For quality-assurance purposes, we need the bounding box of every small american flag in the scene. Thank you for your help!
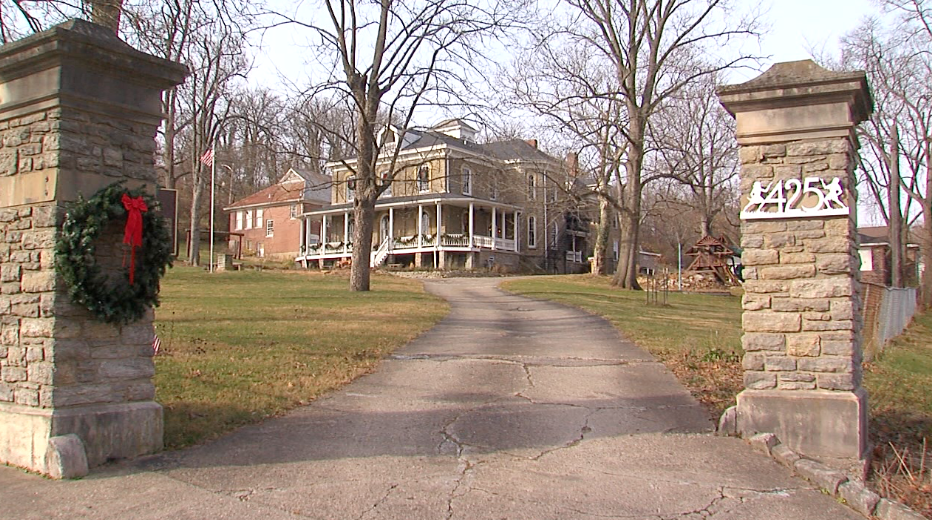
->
[199,149,214,167]
[152,335,161,356]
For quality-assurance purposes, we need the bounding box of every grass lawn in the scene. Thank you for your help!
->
[154,266,447,449]
[502,275,744,418]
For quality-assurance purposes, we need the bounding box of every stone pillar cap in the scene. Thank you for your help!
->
[717,60,873,125]
[0,18,187,90]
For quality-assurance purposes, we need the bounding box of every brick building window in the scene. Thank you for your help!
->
[418,166,430,192]
[235,211,243,230]
[290,204,298,219]
[462,167,472,195]
[256,209,263,228]
[266,219,274,237]
[245,210,253,230]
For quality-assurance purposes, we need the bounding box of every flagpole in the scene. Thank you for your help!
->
[209,144,215,273]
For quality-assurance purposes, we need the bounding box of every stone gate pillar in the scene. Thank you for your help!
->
[0,20,185,477]
[717,61,873,466]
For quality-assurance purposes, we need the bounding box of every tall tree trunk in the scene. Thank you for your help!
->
[612,121,643,290]
[889,125,903,288]
[922,138,932,306]
[591,196,613,275]
[699,216,712,238]
[350,199,375,291]
[188,166,203,266]
[348,90,378,292]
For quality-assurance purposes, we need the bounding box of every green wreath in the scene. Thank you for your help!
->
[55,182,173,325]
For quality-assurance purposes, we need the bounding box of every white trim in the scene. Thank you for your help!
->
[528,215,537,249]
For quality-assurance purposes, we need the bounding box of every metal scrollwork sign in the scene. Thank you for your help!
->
[740,176,849,220]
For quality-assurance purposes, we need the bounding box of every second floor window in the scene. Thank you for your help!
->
[346,181,355,202]
[418,165,430,192]
[245,210,253,230]
[462,167,472,195]
[235,211,243,230]
[528,216,537,249]
[256,209,263,228]
[290,204,298,219]
[528,174,537,201]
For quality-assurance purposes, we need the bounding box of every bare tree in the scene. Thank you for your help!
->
[840,17,928,293]
[503,0,760,288]
[651,72,739,238]
[264,0,526,291]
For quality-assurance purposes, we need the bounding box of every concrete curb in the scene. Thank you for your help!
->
[742,430,925,520]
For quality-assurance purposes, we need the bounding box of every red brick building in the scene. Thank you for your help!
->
[857,225,921,286]
[224,168,330,260]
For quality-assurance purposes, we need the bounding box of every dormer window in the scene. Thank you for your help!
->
[418,165,430,192]
[380,170,392,197]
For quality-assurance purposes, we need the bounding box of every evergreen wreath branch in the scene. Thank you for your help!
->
[55,182,173,325]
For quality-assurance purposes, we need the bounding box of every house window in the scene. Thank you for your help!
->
[235,211,243,230]
[613,240,619,262]
[266,219,274,237]
[528,215,537,249]
[418,165,430,192]
[290,203,298,219]
[256,209,263,228]
[245,210,253,230]
[551,221,558,246]
[528,174,536,201]
[346,182,354,202]
[549,181,558,202]
[462,167,472,195]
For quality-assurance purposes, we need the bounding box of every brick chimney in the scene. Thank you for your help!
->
[525,139,538,149]
[565,152,579,177]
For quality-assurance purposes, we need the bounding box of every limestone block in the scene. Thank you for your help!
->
[736,388,868,460]
[821,339,855,356]
[98,358,155,381]
[764,356,797,371]
[744,280,790,294]
[20,318,52,337]
[816,254,853,275]
[817,374,856,391]
[748,432,779,455]
[743,312,800,333]
[797,357,854,373]
[801,312,831,321]
[744,372,777,390]
[759,265,816,280]
[802,161,829,173]
[742,294,770,311]
[2,366,27,382]
[874,498,927,520]
[806,237,851,254]
[794,458,848,494]
[741,234,764,248]
[762,144,787,158]
[742,249,778,266]
[744,221,787,234]
[830,300,854,321]
[827,154,850,170]
[742,353,766,371]
[771,443,801,467]
[773,164,802,176]
[771,298,830,312]
[21,271,55,292]
[787,334,821,357]
[741,164,774,179]
[802,319,853,332]
[45,434,88,479]
[764,233,796,248]
[779,252,815,264]
[742,333,786,352]
[790,279,852,298]
[778,373,817,390]
[14,387,39,405]
[837,480,880,518]
[786,139,849,156]
[739,146,762,163]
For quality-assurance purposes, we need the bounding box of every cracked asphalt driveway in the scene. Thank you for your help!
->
[0,278,861,519]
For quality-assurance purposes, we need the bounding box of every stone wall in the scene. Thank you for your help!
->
[738,138,862,394]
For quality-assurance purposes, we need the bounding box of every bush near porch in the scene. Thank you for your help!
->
[153,267,447,449]
[503,274,932,517]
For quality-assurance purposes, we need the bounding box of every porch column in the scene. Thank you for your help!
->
[513,211,519,252]
[389,207,394,250]
[437,202,443,243]
[468,203,474,248]
[492,207,497,251]
[299,216,306,256]
[322,216,328,249]
[343,212,349,254]
[417,204,423,247]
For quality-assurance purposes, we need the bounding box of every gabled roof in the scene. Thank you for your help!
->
[225,168,331,211]
[858,225,921,247]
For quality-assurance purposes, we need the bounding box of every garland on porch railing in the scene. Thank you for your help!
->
[55,182,173,325]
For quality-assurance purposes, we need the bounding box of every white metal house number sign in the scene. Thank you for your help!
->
[740,177,849,220]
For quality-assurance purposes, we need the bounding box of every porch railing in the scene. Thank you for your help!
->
[303,233,518,256]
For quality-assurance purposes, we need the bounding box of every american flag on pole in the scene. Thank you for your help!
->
[199,149,214,167]
[152,335,161,356]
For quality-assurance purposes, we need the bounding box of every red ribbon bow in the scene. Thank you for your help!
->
[122,194,148,285]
